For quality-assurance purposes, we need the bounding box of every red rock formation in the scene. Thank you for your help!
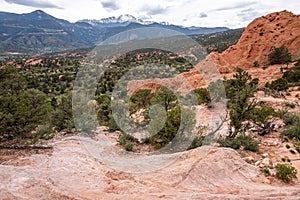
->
[213,10,300,71]
[128,11,300,94]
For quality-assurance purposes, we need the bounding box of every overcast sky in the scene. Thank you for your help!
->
[0,0,299,28]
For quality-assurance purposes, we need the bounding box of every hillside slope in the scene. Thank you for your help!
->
[211,10,300,71]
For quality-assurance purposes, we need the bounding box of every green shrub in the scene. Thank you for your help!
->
[108,116,120,132]
[265,78,289,91]
[118,133,137,151]
[119,133,136,143]
[286,144,291,149]
[283,64,300,85]
[262,167,271,176]
[218,134,259,152]
[225,68,258,138]
[284,101,296,109]
[143,137,150,144]
[129,89,152,114]
[241,135,259,152]
[95,94,111,125]
[31,124,54,144]
[268,46,291,65]
[218,137,241,149]
[193,88,211,105]
[208,79,226,102]
[125,143,133,151]
[253,61,260,67]
[149,106,195,149]
[275,164,297,183]
[283,136,289,142]
[36,124,54,139]
[281,126,300,140]
[151,87,177,112]
[250,106,276,135]
[188,136,205,150]
[281,113,300,126]
[0,87,52,138]
[51,93,74,132]
[277,109,288,119]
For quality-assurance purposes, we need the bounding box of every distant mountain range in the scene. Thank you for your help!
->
[0,10,230,54]
[78,14,155,26]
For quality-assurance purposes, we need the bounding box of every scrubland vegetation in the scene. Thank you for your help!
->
[0,43,299,183]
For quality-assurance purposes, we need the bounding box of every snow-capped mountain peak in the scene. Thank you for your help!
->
[78,14,154,25]
[116,14,137,22]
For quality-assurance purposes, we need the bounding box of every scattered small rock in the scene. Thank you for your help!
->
[261,158,271,167]
[263,178,271,184]
[262,153,269,158]
[269,169,276,176]
[255,160,261,166]
[244,156,255,163]
[259,163,265,168]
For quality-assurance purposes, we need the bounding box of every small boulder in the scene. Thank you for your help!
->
[255,160,261,166]
[262,153,269,158]
[261,158,271,166]
[244,156,255,163]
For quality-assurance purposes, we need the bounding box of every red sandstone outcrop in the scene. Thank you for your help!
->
[128,11,300,94]
[212,10,300,71]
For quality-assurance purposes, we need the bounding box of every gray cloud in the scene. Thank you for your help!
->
[4,0,62,9]
[237,8,265,22]
[101,1,120,11]
[140,5,167,15]
[199,12,208,18]
[213,1,258,11]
